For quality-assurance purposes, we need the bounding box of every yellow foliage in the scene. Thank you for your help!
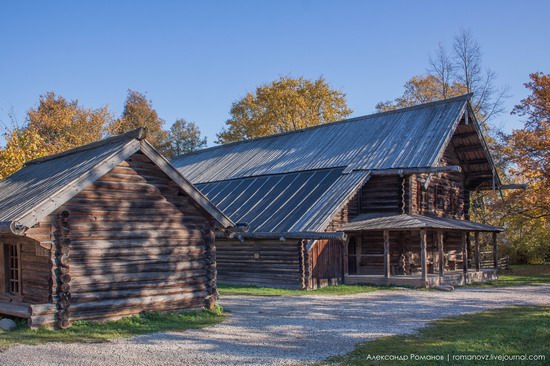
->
[0,129,47,179]
[217,76,352,143]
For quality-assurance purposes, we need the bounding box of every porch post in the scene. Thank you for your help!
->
[492,232,498,270]
[462,232,468,283]
[420,229,428,287]
[474,231,481,272]
[383,230,390,278]
[355,236,362,274]
[437,230,444,277]
[343,235,350,278]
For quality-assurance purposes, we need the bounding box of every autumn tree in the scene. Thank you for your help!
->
[27,92,111,152]
[108,90,169,153]
[377,30,508,127]
[166,119,207,157]
[217,76,352,143]
[0,92,112,179]
[499,72,550,263]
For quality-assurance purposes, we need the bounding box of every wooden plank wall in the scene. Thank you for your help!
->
[348,176,402,220]
[308,239,342,288]
[216,239,302,289]
[51,152,214,325]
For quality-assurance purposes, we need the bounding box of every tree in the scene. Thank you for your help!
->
[377,30,508,127]
[498,72,550,263]
[108,90,169,153]
[0,92,112,179]
[217,76,352,143]
[27,92,111,153]
[166,119,207,157]
[0,128,46,180]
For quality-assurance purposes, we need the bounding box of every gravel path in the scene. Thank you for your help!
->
[3,285,549,366]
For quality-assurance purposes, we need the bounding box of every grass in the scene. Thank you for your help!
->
[0,305,224,349]
[321,305,550,366]
[218,283,398,296]
[471,264,550,287]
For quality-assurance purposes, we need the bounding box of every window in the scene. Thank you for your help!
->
[435,185,445,210]
[5,243,21,295]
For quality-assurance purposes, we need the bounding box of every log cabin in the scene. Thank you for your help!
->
[0,128,233,328]
[172,94,507,290]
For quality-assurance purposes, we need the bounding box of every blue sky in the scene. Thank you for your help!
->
[1,0,548,146]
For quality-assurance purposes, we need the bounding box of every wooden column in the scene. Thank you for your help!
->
[474,232,481,272]
[492,232,498,270]
[383,230,390,278]
[462,231,468,283]
[343,236,350,278]
[355,236,362,274]
[437,230,444,277]
[420,229,427,287]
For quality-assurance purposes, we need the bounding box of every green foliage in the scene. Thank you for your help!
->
[217,76,352,143]
[166,118,207,158]
[107,89,170,154]
[217,283,396,296]
[0,308,224,349]
[321,306,550,366]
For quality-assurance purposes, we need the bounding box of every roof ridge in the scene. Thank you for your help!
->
[25,127,146,166]
[173,93,473,160]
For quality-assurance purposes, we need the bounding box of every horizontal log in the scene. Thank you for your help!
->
[69,291,208,312]
[69,239,205,250]
[71,284,207,303]
[71,277,207,294]
[28,303,57,316]
[69,229,204,240]
[28,314,57,328]
[67,221,203,232]
[69,260,206,276]
[70,269,207,286]
[70,252,205,264]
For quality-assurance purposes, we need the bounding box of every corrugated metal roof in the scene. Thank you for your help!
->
[196,168,345,232]
[341,213,503,232]
[0,129,233,233]
[0,135,134,225]
[172,95,469,183]
[173,96,474,234]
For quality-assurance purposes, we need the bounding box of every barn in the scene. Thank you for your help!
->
[0,128,233,328]
[172,94,507,290]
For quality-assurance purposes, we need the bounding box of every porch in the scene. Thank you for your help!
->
[340,214,503,288]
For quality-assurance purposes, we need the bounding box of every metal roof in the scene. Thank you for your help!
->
[172,95,470,183]
[172,96,476,233]
[0,129,233,234]
[341,213,503,232]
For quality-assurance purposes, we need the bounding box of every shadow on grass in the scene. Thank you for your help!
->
[0,306,224,349]
[217,283,405,297]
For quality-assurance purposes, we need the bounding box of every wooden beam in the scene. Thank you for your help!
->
[475,232,481,272]
[420,229,427,287]
[355,236,362,275]
[383,230,390,279]
[492,232,498,270]
[462,232,468,281]
[370,166,461,176]
[343,236,350,277]
[437,230,444,277]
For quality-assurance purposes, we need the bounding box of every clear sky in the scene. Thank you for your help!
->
[1,0,548,146]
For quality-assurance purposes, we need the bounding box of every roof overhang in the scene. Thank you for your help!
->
[341,213,503,233]
[218,231,347,241]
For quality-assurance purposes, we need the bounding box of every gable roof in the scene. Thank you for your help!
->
[172,95,497,234]
[0,128,233,235]
[173,94,471,183]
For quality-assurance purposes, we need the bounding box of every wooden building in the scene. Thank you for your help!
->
[0,129,233,328]
[172,94,508,289]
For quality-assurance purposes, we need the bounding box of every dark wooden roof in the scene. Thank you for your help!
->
[0,129,233,235]
[341,213,503,232]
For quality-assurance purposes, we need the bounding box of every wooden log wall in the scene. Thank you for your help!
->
[348,176,402,220]
[46,152,214,324]
[216,239,302,289]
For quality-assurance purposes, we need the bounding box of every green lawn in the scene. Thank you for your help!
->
[473,264,550,287]
[218,283,397,296]
[0,305,224,349]
[321,305,550,366]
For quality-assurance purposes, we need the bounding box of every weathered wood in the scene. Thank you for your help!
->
[437,230,444,277]
[462,231,468,280]
[474,231,481,272]
[492,232,498,269]
[383,230,390,278]
[420,229,427,286]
